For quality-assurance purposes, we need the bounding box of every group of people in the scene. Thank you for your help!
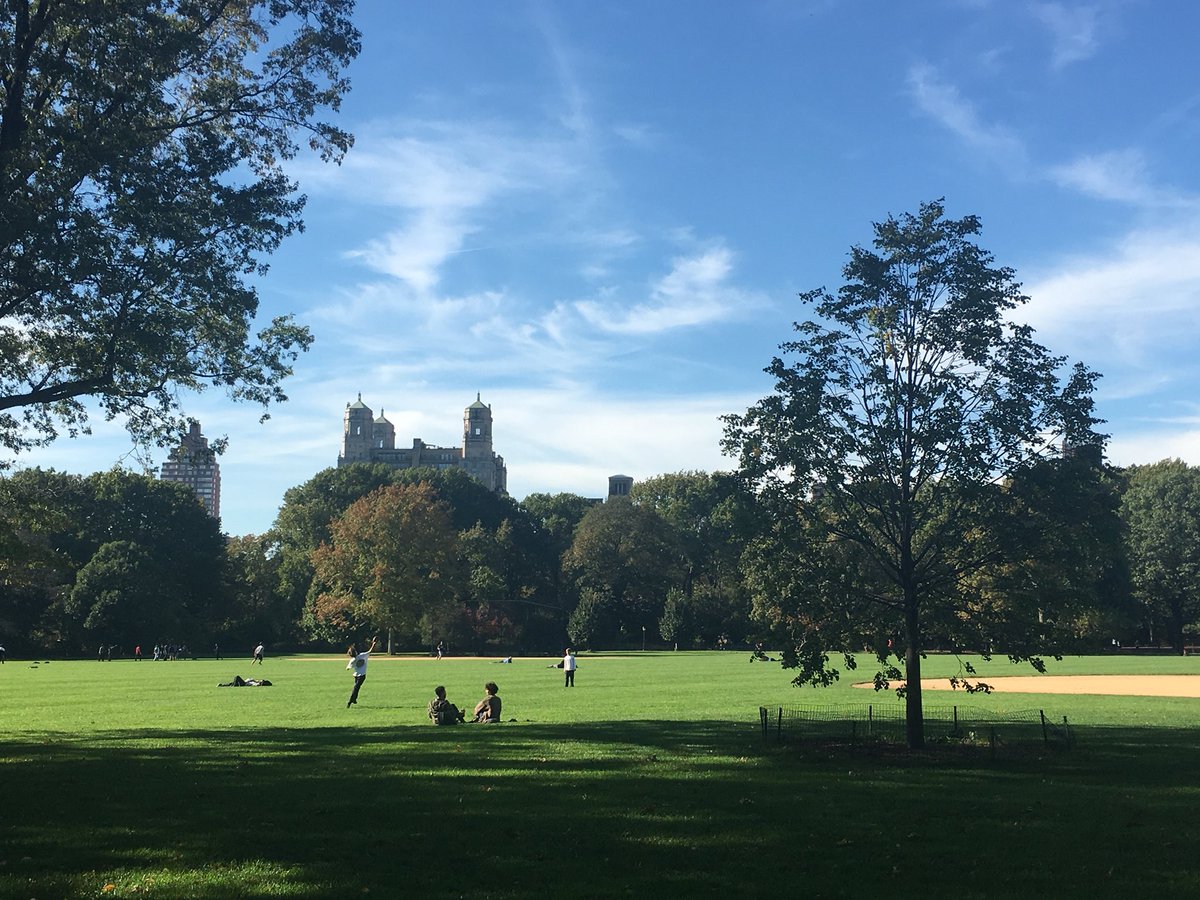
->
[343,641,583,721]
[346,637,501,721]
[427,682,501,724]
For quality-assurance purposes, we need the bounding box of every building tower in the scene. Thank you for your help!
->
[160,420,221,519]
[463,393,493,458]
[340,394,375,464]
[461,394,506,493]
[608,474,633,499]
[373,408,396,451]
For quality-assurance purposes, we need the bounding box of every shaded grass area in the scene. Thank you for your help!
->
[2,654,1200,897]
[4,723,1200,898]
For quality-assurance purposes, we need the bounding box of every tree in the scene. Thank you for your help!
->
[0,468,82,649]
[520,491,597,626]
[723,201,1103,748]
[308,483,465,643]
[223,533,292,646]
[1121,459,1200,652]
[0,1,359,454]
[0,466,228,651]
[66,540,166,643]
[631,471,757,647]
[563,499,682,648]
[272,463,400,625]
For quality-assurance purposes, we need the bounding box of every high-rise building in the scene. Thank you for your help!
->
[160,421,221,519]
[338,394,507,494]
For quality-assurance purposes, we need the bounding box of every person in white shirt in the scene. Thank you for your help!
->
[563,648,577,687]
[252,643,264,665]
[345,636,378,707]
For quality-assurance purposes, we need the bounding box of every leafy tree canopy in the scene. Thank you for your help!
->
[1121,459,1200,651]
[723,200,1104,747]
[308,482,465,641]
[0,0,360,454]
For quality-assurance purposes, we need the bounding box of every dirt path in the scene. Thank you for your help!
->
[854,674,1200,698]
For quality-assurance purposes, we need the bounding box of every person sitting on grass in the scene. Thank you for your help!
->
[428,685,465,725]
[471,681,502,723]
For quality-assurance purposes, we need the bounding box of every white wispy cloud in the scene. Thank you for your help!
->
[1023,227,1200,342]
[1049,149,1198,208]
[1107,429,1200,470]
[574,245,763,335]
[498,387,751,498]
[906,63,1029,174]
[1031,2,1102,69]
[332,123,579,290]
[907,66,1194,213]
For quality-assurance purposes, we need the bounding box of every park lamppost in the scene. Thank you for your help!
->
[642,625,646,651]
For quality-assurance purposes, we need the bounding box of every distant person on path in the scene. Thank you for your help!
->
[134,645,142,661]
[345,636,378,708]
[436,640,446,660]
[472,682,502,723]
[427,685,465,724]
[0,644,6,663]
[252,643,264,665]
[563,648,577,687]
[214,643,221,660]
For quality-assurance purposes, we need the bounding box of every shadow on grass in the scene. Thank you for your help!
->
[3,721,1200,898]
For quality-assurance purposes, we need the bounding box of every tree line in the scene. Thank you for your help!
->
[0,456,1197,663]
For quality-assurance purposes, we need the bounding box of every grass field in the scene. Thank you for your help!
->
[2,650,1199,898]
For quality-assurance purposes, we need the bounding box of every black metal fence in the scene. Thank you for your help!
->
[759,703,1072,751]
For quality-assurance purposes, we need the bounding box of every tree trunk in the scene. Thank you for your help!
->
[904,594,924,749]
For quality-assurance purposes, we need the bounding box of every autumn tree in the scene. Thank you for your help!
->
[0,1,359,454]
[723,201,1103,747]
[1121,459,1200,651]
[309,483,465,643]
[272,463,400,627]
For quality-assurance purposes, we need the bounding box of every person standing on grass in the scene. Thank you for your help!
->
[472,682,502,723]
[252,642,264,665]
[563,648,577,687]
[346,636,378,707]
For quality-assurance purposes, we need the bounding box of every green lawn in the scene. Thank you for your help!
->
[1,651,1198,898]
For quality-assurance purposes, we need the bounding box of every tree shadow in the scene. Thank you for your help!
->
[3,721,1199,898]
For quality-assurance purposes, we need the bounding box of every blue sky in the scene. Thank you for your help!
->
[28,0,1200,536]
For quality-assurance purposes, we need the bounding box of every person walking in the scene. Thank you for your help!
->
[563,648,577,687]
[346,636,378,708]
[252,642,264,665]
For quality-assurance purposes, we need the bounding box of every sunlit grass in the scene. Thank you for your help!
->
[2,651,1199,897]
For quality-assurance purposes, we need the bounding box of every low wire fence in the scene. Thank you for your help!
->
[759,703,1072,752]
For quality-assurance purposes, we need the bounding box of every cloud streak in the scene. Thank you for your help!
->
[1031,2,1102,69]
[906,63,1029,175]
